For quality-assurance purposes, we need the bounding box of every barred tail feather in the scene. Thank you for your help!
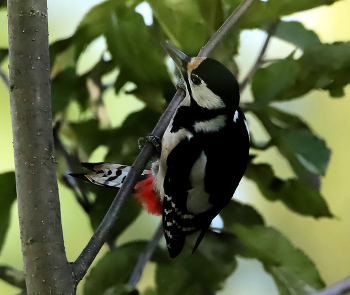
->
[70,162,150,189]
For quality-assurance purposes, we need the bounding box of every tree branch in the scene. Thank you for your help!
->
[239,19,280,92]
[53,122,91,212]
[310,276,350,295]
[0,265,26,290]
[72,0,258,284]
[7,0,75,293]
[128,222,163,287]
[198,0,258,57]
[72,89,185,283]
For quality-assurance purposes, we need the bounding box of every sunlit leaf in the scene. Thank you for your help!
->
[234,0,341,29]
[266,20,321,50]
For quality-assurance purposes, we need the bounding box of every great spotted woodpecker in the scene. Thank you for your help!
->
[72,42,250,258]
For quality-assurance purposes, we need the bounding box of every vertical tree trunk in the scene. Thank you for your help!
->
[7,0,75,294]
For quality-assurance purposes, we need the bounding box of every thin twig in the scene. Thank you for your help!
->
[239,19,280,92]
[128,222,163,287]
[53,122,91,212]
[0,66,9,89]
[0,264,26,290]
[198,0,258,57]
[72,0,258,284]
[310,276,350,295]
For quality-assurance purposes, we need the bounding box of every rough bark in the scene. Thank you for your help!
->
[7,0,75,294]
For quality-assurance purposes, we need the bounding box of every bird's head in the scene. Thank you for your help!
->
[162,41,240,112]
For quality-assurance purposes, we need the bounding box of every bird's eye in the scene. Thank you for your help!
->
[191,74,201,86]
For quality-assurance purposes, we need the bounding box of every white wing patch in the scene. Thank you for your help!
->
[186,151,213,214]
[233,110,239,123]
[244,118,250,140]
[193,115,227,133]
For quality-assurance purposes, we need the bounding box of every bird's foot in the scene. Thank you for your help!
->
[176,78,187,91]
[138,135,162,156]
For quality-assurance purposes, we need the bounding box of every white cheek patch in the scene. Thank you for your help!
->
[193,115,227,133]
[191,83,225,109]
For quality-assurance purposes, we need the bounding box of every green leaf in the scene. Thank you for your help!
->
[104,108,161,164]
[0,172,17,253]
[89,186,142,245]
[142,288,158,295]
[268,107,331,176]
[147,0,207,53]
[156,231,238,295]
[235,0,341,29]
[0,48,8,64]
[102,284,138,295]
[70,120,107,156]
[301,41,350,71]
[266,20,321,50]
[231,225,325,295]
[84,241,164,295]
[220,199,264,227]
[245,163,332,218]
[252,55,302,108]
[51,68,90,114]
[105,7,171,111]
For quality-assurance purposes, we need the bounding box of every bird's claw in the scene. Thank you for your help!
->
[138,134,162,155]
[176,78,186,91]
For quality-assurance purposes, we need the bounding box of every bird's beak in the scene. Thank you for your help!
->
[161,41,191,76]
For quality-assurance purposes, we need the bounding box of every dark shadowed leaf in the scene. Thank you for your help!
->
[245,163,332,218]
[220,199,264,227]
[0,172,16,252]
[51,68,90,114]
[84,241,164,295]
[102,284,138,295]
[104,108,161,164]
[0,49,7,64]
[89,185,142,245]
[70,119,107,156]
[301,41,350,70]
[266,20,321,50]
[50,0,136,68]
[231,225,325,295]
[156,231,238,295]
[105,7,171,111]
[142,288,158,295]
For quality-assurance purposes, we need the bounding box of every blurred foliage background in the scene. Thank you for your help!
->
[1,0,350,294]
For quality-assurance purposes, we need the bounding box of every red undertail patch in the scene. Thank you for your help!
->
[134,173,162,216]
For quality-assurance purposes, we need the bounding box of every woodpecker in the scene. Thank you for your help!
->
[72,42,250,258]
